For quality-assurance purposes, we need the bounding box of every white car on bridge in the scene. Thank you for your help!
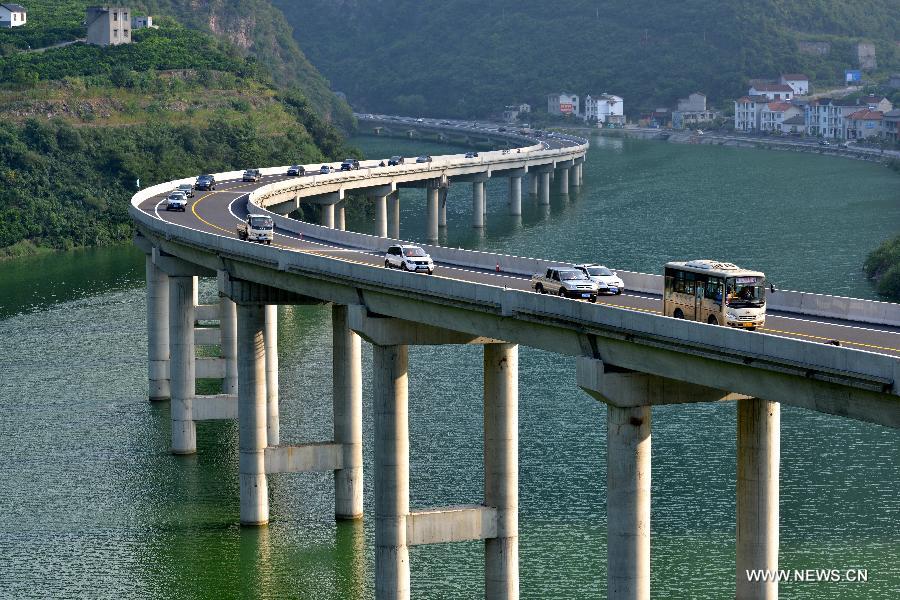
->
[575,264,624,295]
[384,245,434,274]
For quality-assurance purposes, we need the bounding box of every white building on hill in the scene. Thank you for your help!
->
[583,93,624,125]
[0,3,27,28]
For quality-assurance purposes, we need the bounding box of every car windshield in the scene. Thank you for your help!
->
[199,175,211,180]
[725,277,766,308]
[559,270,586,281]
[250,217,273,229]
[291,165,301,169]
[587,267,614,277]
[179,184,190,189]
[403,247,427,258]
[168,195,182,201]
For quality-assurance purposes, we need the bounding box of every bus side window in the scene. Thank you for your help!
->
[674,270,685,294]
[706,278,723,301]
[684,272,695,295]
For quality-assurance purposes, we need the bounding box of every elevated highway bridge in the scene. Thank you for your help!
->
[131,115,899,600]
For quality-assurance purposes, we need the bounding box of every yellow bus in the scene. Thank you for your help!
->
[664,260,766,330]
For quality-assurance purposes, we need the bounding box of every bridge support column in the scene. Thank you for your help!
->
[508,176,522,216]
[578,162,584,185]
[388,192,400,238]
[439,188,448,228]
[375,195,389,237]
[238,302,269,526]
[220,296,238,396]
[539,172,551,205]
[265,304,280,447]
[333,305,364,520]
[736,398,780,600]
[374,342,411,600]
[426,186,439,243]
[529,174,539,196]
[146,255,170,401]
[473,181,485,228]
[558,168,569,194]
[169,275,197,454]
[484,343,519,599]
[607,404,651,600]
[338,203,346,231]
[321,203,335,229]
[571,162,581,188]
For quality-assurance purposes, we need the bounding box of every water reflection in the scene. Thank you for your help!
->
[334,519,367,600]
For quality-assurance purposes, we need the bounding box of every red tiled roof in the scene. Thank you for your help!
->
[766,102,793,111]
[847,109,883,120]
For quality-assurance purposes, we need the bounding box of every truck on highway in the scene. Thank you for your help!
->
[236,214,274,245]
[531,267,599,301]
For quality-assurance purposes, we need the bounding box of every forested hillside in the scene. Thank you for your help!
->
[0,15,353,256]
[276,0,900,117]
[0,0,353,127]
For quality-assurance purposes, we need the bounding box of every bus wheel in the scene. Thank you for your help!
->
[707,315,719,325]
[674,309,684,319]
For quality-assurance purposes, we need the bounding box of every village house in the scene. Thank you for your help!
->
[733,95,769,131]
[86,6,132,46]
[583,93,624,125]
[759,101,801,133]
[883,109,900,144]
[748,83,794,101]
[845,109,884,140]
[547,92,579,116]
[0,3,26,28]
[779,73,810,96]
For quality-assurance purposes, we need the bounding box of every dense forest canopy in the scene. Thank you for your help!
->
[276,0,900,117]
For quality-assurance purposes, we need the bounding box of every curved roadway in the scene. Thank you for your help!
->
[134,122,900,358]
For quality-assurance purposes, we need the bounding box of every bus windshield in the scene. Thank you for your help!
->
[726,277,766,308]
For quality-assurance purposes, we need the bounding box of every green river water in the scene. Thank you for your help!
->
[0,135,897,599]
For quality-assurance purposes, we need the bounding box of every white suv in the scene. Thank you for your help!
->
[574,264,625,295]
[384,245,435,274]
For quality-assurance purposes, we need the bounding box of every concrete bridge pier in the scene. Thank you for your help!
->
[350,307,520,600]
[426,183,440,242]
[529,174,539,196]
[265,305,280,447]
[321,203,335,229]
[388,192,400,239]
[569,164,579,189]
[484,343,519,599]
[333,305,364,519]
[237,302,269,526]
[170,275,198,455]
[473,181,485,229]
[145,255,170,401]
[558,168,570,194]
[736,398,780,600]
[438,188,448,228]
[508,176,523,216]
[337,203,347,231]
[375,195,389,237]
[539,172,551,205]
[220,296,238,396]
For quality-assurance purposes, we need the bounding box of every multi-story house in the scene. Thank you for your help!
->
[883,110,900,144]
[547,93,579,116]
[733,95,769,131]
[86,6,132,46]
[845,109,883,140]
[583,93,624,125]
[759,102,801,133]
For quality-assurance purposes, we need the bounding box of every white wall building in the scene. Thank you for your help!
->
[583,93,623,124]
[0,3,27,28]
[131,15,152,29]
[547,92,579,116]
[759,102,802,133]
[86,6,132,46]
[734,96,768,131]
[779,74,809,96]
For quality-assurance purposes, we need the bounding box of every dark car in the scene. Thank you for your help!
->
[242,168,262,182]
[415,155,432,163]
[387,155,404,166]
[464,151,479,158]
[320,165,333,174]
[340,158,360,171]
[195,174,216,191]
[287,165,305,176]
